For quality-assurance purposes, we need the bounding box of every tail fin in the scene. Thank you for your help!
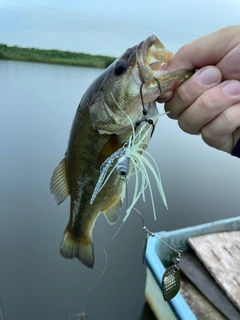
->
[60,231,94,268]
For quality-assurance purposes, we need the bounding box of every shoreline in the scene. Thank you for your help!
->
[0,44,116,69]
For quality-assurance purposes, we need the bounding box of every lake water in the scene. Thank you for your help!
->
[0,60,239,320]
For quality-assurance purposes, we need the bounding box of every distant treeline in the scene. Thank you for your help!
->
[0,44,116,69]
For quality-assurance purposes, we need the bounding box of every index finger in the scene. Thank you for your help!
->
[165,26,240,71]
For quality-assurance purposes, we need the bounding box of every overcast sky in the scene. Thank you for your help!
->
[0,0,239,56]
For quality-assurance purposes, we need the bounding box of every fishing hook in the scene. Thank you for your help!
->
[136,84,155,137]
[153,77,162,95]
[139,83,148,116]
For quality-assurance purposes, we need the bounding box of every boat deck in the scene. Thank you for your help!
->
[145,217,240,320]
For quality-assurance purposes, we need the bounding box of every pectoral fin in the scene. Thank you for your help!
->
[98,135,122,165]
[50,156,69,205]
[103,195,122,224]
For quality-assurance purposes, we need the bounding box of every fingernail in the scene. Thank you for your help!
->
[223,80,240,96]
[197,67,220,86]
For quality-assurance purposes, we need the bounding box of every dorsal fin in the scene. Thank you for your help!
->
[50,156,70,205]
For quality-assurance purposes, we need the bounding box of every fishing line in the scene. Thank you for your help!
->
[82,246,108,312]
[1,0,202,41]
[83,175,131,312]
[0,305,4,320]
[82,218,126,313]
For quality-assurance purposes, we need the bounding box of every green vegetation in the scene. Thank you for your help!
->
[0,44,116,69]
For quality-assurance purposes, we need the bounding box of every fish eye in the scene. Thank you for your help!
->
[114,61,128,76]
[120,170,127,176]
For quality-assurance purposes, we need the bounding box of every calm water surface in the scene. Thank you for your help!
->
[0,60,239,320]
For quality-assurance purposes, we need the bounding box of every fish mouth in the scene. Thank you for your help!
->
[90,35,194,136]
[136,35,194,100]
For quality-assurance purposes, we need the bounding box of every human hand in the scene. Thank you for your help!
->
[158,26,240,154]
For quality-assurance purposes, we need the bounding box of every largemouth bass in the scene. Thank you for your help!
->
[50,35,193,268]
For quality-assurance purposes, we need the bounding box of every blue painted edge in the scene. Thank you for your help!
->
[146,236,197,320]
[145,216,240,320]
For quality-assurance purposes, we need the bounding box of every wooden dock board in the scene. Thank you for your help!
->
[188,231,240,311]
[179,251,240,319]
[180,273,227,320]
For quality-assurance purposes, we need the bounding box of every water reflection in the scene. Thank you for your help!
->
[0,61,239,320]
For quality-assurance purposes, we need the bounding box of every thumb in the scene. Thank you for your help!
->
[162,26,240,71]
